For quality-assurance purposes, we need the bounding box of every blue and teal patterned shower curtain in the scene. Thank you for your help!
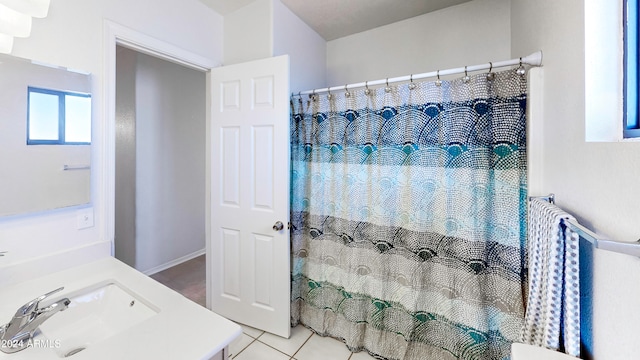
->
[290,69,528,360]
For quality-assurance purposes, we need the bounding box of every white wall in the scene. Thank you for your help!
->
[584,0,625,142]
[224,0,326,94]
[326,0,511,86]
[511,1,640,359]
[0,0,222,286]
[114,46,137,268]
[223,0,272,65]
[135,51,206,273]
[272,0,326,94]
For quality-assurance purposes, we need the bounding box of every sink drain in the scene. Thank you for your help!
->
[64,347,86,357]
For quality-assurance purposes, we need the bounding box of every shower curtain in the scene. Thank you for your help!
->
[290,69,528,360]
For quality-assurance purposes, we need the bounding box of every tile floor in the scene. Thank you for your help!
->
[151,255,378,360]
[229,322,378,360]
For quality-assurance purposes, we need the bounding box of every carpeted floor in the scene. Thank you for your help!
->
[150,254,206,307]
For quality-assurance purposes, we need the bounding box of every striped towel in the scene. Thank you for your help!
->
[521,198,581,357]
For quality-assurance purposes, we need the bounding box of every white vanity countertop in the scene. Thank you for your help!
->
[0,257,242,360]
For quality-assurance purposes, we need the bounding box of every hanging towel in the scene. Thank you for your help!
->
[521,198,581,357]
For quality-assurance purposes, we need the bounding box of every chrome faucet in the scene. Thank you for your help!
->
[0,287,70,354]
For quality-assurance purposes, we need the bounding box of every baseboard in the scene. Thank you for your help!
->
[143,248,206,276]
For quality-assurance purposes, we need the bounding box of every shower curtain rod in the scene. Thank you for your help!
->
[299,50,543,96]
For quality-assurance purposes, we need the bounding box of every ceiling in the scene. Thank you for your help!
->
[199,0,472,41]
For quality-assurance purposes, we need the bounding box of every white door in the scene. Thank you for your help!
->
[208,55,291,338]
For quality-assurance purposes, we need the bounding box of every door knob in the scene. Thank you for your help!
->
[273,221,284,231]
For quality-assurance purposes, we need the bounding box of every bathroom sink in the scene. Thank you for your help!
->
[0,257,240,360]
[37,281,158,358]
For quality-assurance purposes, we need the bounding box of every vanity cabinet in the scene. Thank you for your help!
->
[209,347,228,360]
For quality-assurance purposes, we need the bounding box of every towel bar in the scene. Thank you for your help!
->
[63,165,91,171]
[529,194,640,257]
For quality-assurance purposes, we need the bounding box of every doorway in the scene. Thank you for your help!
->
[114,45,207,275]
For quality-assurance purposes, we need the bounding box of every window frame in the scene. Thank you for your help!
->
[27,87,92,145]
[624,0,640,138]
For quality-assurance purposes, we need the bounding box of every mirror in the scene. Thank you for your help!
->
[0,53,92,216]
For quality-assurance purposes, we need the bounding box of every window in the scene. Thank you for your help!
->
[27,87,91,145]
[625,0,640,138]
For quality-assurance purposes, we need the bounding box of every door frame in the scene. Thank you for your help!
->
[102,20,218,305]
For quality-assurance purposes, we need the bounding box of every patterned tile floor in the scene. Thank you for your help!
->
[151,256,377,360]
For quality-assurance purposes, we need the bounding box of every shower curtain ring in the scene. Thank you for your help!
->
[384,78,391,93]
[463,66,470,83]
[364,81,371,95]
[435,70,442,87]
[408,74,416,90]
[344,84,351,98]
[327,87,333,100]
[517,57,526,76]
[487,62,495,81]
